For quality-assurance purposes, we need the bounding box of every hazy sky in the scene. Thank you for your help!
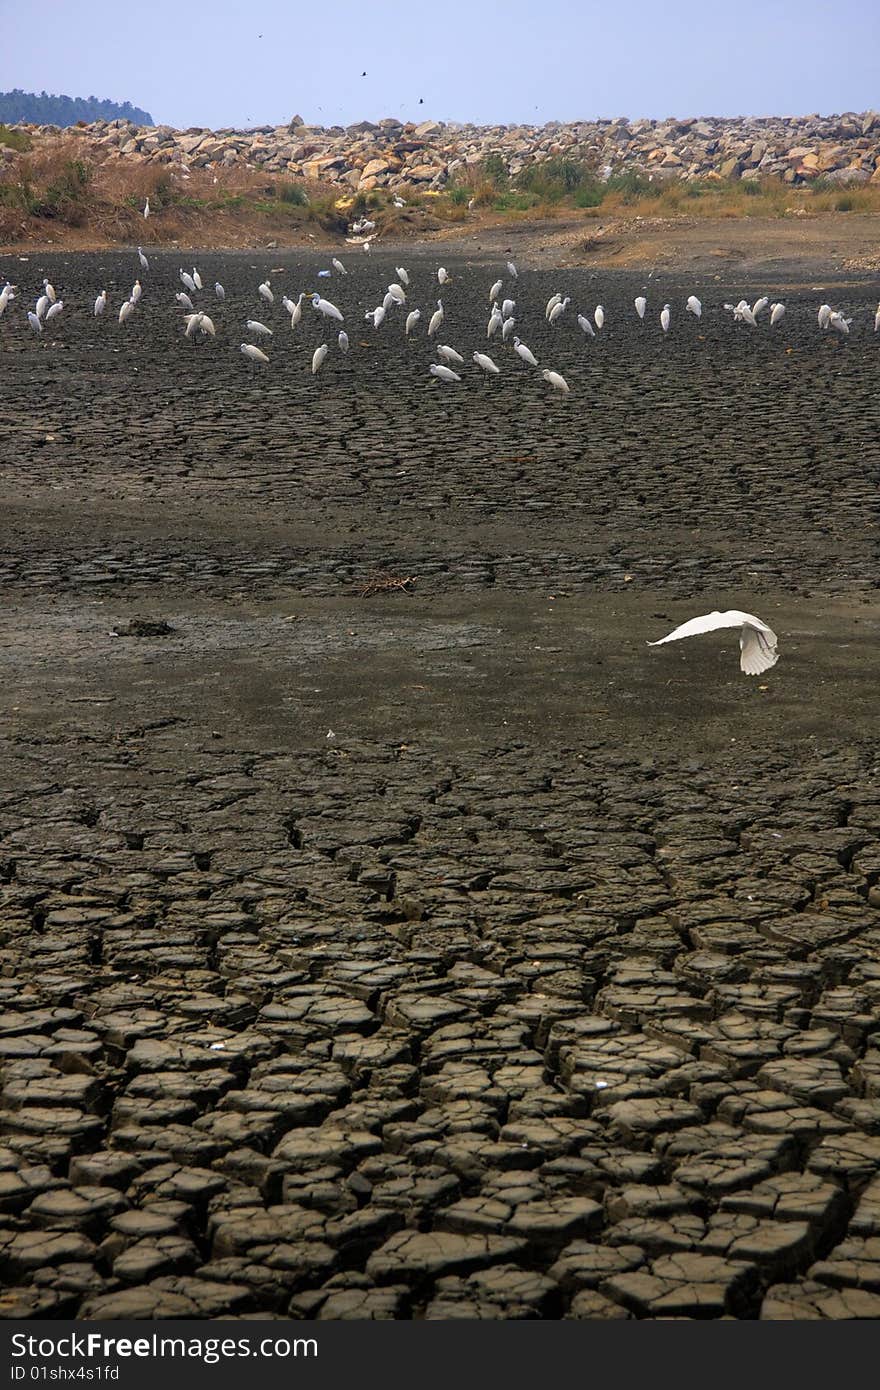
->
[3,0,878,129]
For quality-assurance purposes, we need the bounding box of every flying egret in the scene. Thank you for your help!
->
[240,342,269,365]
[94,290,107,317]
[635,296,647,319]
[686,295,702,318]
[594,304,605,330]
[176,291,195,312]
[118,300,135,324]
[513,336,538,367]
[507,261,518,279]
[311,293,344,322]
[138,246,149,270]
[215,282,226,301]
[192,268,203,291]
[428,299,444,336]
[332,258,347,275]
[387,282,406,304]
[489,279,503,304]
[246,320,273,337]
[258,280,274,305]
[430,363,460,383]
[577,314,596,338]
[648,610,778,676]
[817,304,832,329]
[312,343,328,374]
[437,267,448,284]
[487,304,503,338]
[545,293,562,320]
[130,280,142,304]
[27,310,42,333]
[405,308,421,335]
[143,197,150,219]
[473,351,500,374]
[43,279,56,304]
[752,296,769,318]
[437,345,464,365]
[396,267,410,286]
[45,300,63,322]
[542,369,569,393]
[338,330,349,351]
[769,302,786,326]
[35,293,49,321]
[179,269,196,293]
[660,304,671,333]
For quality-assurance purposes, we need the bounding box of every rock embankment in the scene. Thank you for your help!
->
[8,112,880,191]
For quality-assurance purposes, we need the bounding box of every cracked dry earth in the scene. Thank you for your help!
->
[2,251,880,1321]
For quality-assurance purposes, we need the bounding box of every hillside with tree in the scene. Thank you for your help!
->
[0,89,153,127]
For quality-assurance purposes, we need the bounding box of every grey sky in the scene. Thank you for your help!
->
[3,0,878,129]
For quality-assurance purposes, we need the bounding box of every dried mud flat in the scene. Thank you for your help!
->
[2,248,880,1321]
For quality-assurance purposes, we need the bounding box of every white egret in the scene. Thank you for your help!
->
[143,197,150,219]
[290,293,303,327]
[770,302,786,326]
[660,304,671,333]
[513,336,538,366]
[192,268,203,291]
[332,258,347,275]
[27,310,42,333]
[548,297,570,325]
[197,313,216,337]
[311,293,344,322]
[634,296,647,319]
[473,351,500,374]
[437,267,449,284]
[43,279,56,304]
[545,293,562,320]
[405,309,421,335]
[338,330,349,351]
[502,316,516,341]
[0,284,15,315]
[430,363,460,383]
[829,311,851,336]
[381,291,396,312]
[648,610,778,676]
[312,343,328,374]
[542,369,569,393]
[393,196,405,208]
[594,304,605,330]
[735,301,758,327]
[501,298,515,319]
[138,246,149,270]
[240,342,269,365]
[387,282,406,304]
[507,261,518,279]
[395,266,410,286]
[489,279,503,303]
[577,314,596,338]
[686,295,701,318]
[258,280,274,305]
[362,241,372,254]
[874,304,880,333]
[94,290,107,317]
[281,295,295,315]
[817,303,832,329]
[179,269,196,293]
[367,304,386,329]
[130,280,142,304]
[183,312,204,340]
[215,282,226,301]
[35,293,49,321]
[246,320,273,337]
[45,300,64,322]
[752,296,769,318]
[487,304,503,338]
[118,300,135,325]
[437,345,464,365]
[176,291,195,312]
[428,299,444,336]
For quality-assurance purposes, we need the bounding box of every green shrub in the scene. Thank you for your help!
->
[0,124,31,152]
[605,169,660,202]
[277,180,308,205]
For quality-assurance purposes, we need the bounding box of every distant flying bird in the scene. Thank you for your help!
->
[312,343,328,374]
[649,610,779,676]
[437,345,464,365]
[138,246,149,270]
[473,351,500,374]
[215,282,225,300]
[770,302,786,326]
[332,258,347,275]
[660,304,671,333]
[338,330,349,351]
[311,293,343,322]
[94,290,107,316]
[241,342,269,365]
[686,295,701,318]
[246,319,273,337]
[542,369,569,393]
[430,363,460,383]
[634,296,647,319]
[513,336,538,366]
